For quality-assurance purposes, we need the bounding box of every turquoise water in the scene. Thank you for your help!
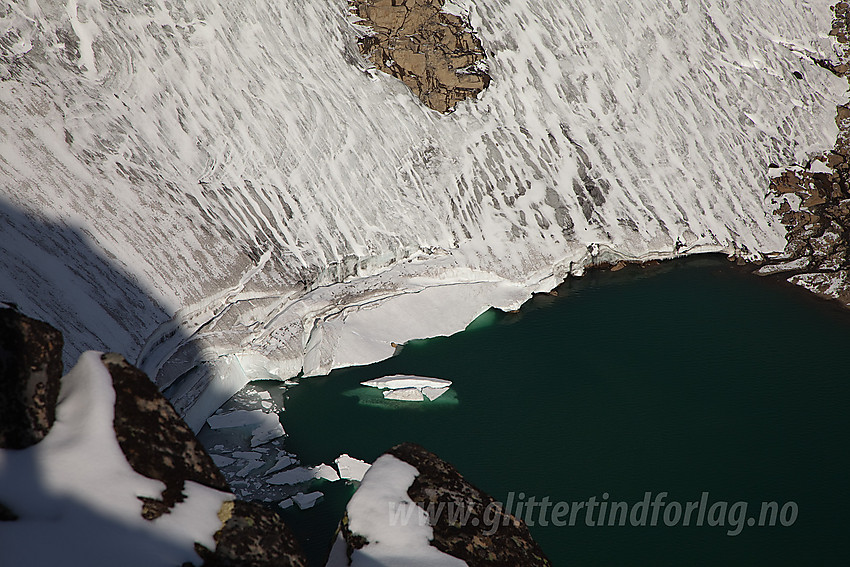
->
[277,256,850,565]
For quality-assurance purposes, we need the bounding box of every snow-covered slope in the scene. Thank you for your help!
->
[0,0,845,426]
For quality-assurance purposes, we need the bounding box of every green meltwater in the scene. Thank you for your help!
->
[275,256,850,566]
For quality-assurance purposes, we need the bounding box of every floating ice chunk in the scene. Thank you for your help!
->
[362,375,453,402]
[236,460,264,478]
[210,455,235,468]
[335,454,371,482]
[421,386,449,401]
[267,467,315,485]
[207,411,253,429]
[231,451,262,460]
[248,417,285,447]
[361,375,452,391]
[206,410,285,447]
[313,464,341,482]
[292,491,323,510]
[266,464,338,485]
[259,391,272,400]
[383,387,424,401]
[278,498,294,510]
[266,454,295,475]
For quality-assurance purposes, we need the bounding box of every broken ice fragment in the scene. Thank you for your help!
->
[421,386,449,401]
[383,387,424,401]
[266,454,295,475]
[266,463,339,485]
[361,375,452,390]
[292,491,323,510]
[205,409,284,447]
[335,454,371,481]
[210,454,235,467]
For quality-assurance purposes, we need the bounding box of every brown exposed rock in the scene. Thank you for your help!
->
[762,2,850,305]
[101,352,230,519]
[0,308,63,449]
[351,0,490,113]
[193,500,308,567]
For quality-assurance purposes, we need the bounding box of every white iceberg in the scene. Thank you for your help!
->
[361,375,452,391]
[361,375,453,403]
[334,454,372,482]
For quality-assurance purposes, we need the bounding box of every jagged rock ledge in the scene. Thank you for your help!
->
[0,308,307,567]
[760,2,850,306]
[329,442,551,566]
[350,0,490,112]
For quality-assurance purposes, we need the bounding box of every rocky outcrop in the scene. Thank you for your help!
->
[102,352,231,519]
[351,0,490,113]
[334,442,551,566]
[194,500,308,567]
[105,352,309,565]
[763,2,850,305]
[0,307,63,449]
[0,310,308,566]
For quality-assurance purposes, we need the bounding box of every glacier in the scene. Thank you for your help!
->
[0,0,846,427]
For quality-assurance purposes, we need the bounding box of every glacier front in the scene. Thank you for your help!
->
[0,0,845,427]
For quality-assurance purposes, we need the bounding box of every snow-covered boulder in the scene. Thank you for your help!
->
[327,442,550,566]
[0,315,308,566]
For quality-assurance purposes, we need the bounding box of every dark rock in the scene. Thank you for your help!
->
[390,442,551,567]
[336,442,551,566]
[102,353,308,566]
[763,3,850,307]
[0,308,63,449]
[194,500,308,567]
[101,353,230,519]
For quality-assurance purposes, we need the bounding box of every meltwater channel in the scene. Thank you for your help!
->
[263,256,850,565]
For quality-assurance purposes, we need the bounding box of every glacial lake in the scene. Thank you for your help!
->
[273,255,850,565]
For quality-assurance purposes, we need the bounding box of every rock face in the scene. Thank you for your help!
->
[102,352,231,519]
[335,442,551,566]
[764,2,850,306]
[0,312,308,566]
[101,353,310,566]
[351,0,490,112]
[0,308,63,449]
[194,500,308,567]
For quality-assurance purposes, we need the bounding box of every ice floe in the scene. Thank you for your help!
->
[206,409,284,447]
[362,375,453,402]
[335,454,372,482]
[292,491,324,510]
